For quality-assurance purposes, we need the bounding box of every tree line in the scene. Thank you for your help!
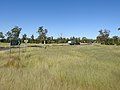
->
[97,29,120,45]
[0,26,120,45]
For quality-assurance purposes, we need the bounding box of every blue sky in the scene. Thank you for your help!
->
[0,0,120,39]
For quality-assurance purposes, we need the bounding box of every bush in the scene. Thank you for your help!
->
[116,42,120,46]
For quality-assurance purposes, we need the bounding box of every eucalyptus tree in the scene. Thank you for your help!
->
[37,26,48,44]
[0,32,5,43]
[22,34,27,42]
[31,35,34,43]
[113,36,119,44]
[0,32,4,39]
[11,26,22,40]
[5,31,12,42]
[5,26,21,42]
[97,29,110,44]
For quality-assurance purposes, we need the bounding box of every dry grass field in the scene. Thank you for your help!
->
[0,44,120,90]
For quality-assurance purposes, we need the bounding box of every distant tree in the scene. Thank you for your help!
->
[113,36,119,45]
[31,35,34,43]
[118,28,120,43]
[81,37,87,43]
[106,38,114,45]
[97,29,110,44]
[5,31,12,42]
[0,32,4,39]
[118,28,120,31]
[56,37,67,43]
[70,36,75,41]
[47,36,54,44]
[11,26,21,40]
[22,34,27,40]
[31,35,34,40]
[0,32,5,42]
[113,36,119,39]
[22,34,27,42]
[113,35,120,45]
[37,26,48,44]
[5,26,21,42]
[68,37,80,44]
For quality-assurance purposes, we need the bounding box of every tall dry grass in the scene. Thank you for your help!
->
[0,45,120,90]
